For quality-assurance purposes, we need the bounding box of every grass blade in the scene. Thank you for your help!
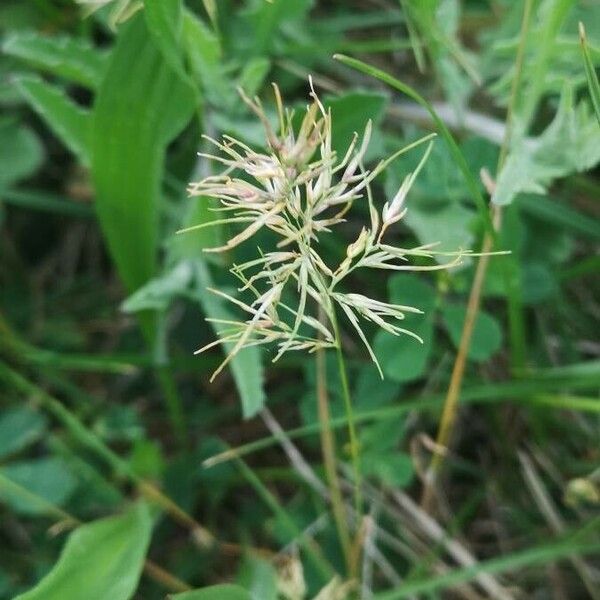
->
[333,53,494,238]
[3,31,108,90]
[579,22,600,126]
[374,524,600,599]
[16,76,91,165]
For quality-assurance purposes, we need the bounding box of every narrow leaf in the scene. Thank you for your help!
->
[193,261,266,418]
[3,31,109,90]
[16,76,91,165]
[0,407,47,459]
[0,457,77,515]
[579,22,600,126]
[333,53,494,237]
[374,528,600,599]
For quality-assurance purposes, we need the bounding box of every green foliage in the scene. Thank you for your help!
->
[15,503,152,600]
[0,407,46,459]
[2,32,108,89]
[91,15,196,296]
[170,585,251,600]
[374,274,436,382]
[192,262,265,419]
[326,91,388,159]
[0,457,77,514]
[143,0,186,79]
[493,85,600,206]
[442,305,502,362]
[0,119,43,190]
[1,1,599,598]
[579,22,600,124]
[15,77,91,165]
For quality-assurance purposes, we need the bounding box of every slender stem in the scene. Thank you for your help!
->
[496,0,534,169]
[156,365,187,446]
[420,228,495,511]
[233,455,335,583]
[331,306,363,518]
[143,561,192,593]
[315,315,353,576]
[421,0,534,512]
[153,313,188,447]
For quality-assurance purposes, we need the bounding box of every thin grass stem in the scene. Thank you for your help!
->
[315,335,354,577]
[421,0,535,511]
[331,306,363,520]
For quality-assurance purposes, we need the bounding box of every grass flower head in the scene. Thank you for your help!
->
[184,80,477,380]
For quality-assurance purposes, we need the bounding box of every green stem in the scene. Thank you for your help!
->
[152,312,188,447]
[420,0,535,511]
[233,455,335,583]
[315,341,353,576]
[331,306,363,519]
[156,366,187,446]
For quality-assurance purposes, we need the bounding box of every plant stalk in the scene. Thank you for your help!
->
[315,322,353,576]
[420,224,496,511]
[420,0,534,511]
[331,306,363,519]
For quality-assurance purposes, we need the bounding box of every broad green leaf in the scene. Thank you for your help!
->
[2,32,109,90]
[362,451,414,488]
[143,0,185,78]
[171,196,224,258]
[406,202,475,256]
[15,502,152,600]
[0,457,76,514]
[521,262,559,305]
[441,304,503,362]
[237,57,271,98]
[91,15,196,296]
[171,183,265,419]
[193,261,266,419]
[0,407,47,459]
[240,0,313,56]
[0,119,43,190]
[493,86,600,206]
[374,275,437,382]
[325,91,388,160]
[237,556,278,600]
[170,584,251,600]
[16,77,91,165]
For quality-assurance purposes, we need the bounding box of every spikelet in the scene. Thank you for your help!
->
[183,80,484,379]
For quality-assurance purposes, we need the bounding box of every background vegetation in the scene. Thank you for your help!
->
[0,0,598,598]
